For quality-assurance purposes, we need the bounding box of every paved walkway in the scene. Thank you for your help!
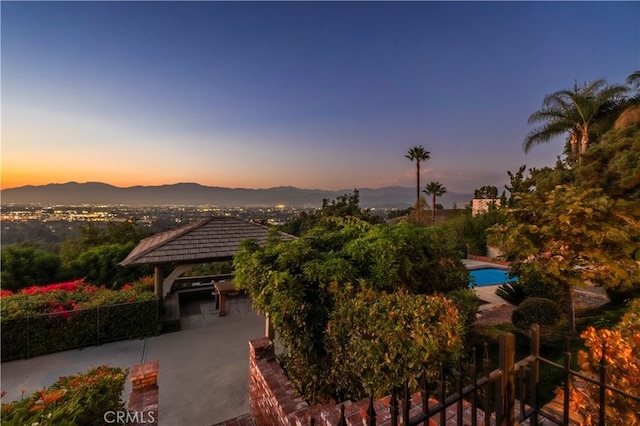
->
[1,295,265,426]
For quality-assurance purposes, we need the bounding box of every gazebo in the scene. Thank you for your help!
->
[119,216,296,300]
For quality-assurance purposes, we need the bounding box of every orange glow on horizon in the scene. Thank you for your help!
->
[1,171,313,191]
[1,162,399,191]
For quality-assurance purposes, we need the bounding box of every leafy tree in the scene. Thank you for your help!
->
[423,181,447,226]
[504,165,532,207]
[474,185,499,199]
[524,124,640,201]
[102,220,151,245]
[67,242,147,288]
[489,185,640,332]
[526,160,576,194]
[343,221,469,294]
[59,221,151,271]
[442,207,505,256]
[575,124,640,200]
[234,218,468,402]
[278,190,383,236]
[1,243,62,291]
[405,196,430,226]
[405,145,431,204]
[524,79,628,163]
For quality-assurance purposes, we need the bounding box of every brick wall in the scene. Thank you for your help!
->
[127,360,159,426]
[248,338,485,426]
[249,337,310,425]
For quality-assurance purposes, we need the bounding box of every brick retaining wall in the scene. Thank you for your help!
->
[248,338,484,426]
[127,360,159,426]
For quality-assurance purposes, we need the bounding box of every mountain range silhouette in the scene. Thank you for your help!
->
[1,182,473,208]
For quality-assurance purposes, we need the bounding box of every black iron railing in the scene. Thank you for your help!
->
[314,325,640,426]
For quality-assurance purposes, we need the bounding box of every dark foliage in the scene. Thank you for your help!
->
[512,297,562,329]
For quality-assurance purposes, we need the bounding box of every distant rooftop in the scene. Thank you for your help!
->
[119,216,296,266]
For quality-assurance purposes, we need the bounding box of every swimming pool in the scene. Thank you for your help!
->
[469,268,517,287]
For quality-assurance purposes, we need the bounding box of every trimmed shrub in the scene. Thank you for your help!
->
[521,279,566,309]
[511,297,561,329]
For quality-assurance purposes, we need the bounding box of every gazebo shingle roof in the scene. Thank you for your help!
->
[119,216,295,267]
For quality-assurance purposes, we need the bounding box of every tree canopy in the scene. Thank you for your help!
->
[234,217,469,402]
[0,243,62,291]
[489,185,640,331]
[278,189,384,236]
[0,221,154,291]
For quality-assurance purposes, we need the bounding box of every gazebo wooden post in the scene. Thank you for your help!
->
[154,266,163,300]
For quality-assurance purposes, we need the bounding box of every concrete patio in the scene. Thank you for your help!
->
[1,294,264,426]
[2,260,512,425]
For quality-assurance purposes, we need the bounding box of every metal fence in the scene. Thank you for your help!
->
[318,325,640,426]
[1,299,159,361]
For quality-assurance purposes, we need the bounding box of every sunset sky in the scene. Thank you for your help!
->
[2,1,638,193]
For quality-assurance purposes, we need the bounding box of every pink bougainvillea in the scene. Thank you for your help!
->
[19,279,85,296]
[1,278,156,320]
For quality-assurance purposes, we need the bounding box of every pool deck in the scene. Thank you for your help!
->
[461,259,512,312]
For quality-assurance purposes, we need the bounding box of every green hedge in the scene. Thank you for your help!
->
[1,299,158,361]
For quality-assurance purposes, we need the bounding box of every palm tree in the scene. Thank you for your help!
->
[405,146,430,203]
[615,70,640,130]
[627,70,640,93]
[423,181,447,226]
[523,79,628,163]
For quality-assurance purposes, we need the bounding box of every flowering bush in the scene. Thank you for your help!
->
[561,299,640,425]
[0,278,155,320]
[1,365,127,426]
[1,277,159,360]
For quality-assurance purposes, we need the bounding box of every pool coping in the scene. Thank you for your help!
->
[462,259,512,311]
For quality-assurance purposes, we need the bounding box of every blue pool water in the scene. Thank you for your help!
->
[469,268,518,287]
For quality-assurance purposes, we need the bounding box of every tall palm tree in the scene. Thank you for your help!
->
[423,181,447,226]
[523,79,628,163]
[405,146,430,203]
